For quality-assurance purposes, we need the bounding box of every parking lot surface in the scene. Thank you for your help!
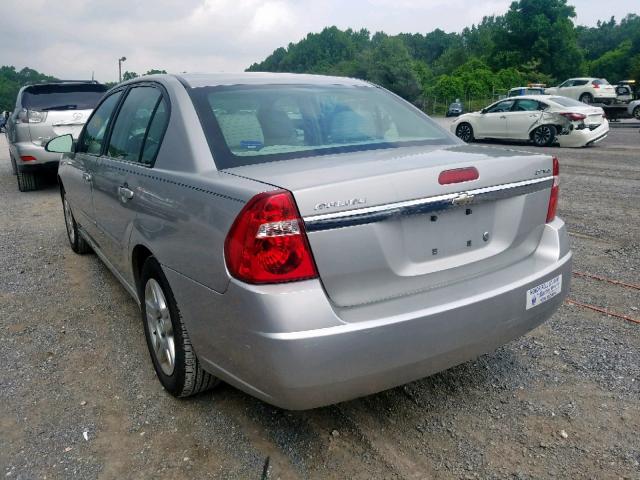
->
[1,128,639,479]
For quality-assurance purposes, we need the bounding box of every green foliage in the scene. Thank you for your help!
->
[0,66,56,111]
[248,0,613,105]
[589,41,633,82]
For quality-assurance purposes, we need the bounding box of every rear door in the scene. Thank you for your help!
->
[66,90,124,237]
[477,99,515,138]
[507,99,545,139]
[92,84,169,281]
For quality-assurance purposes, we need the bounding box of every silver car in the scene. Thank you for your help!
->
[49,73,572,409]
[6,80,107,191]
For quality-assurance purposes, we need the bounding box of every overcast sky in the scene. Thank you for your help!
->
[2,0,638,82]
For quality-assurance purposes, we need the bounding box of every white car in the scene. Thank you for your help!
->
[450,95,609,148]
[545,78,616,104]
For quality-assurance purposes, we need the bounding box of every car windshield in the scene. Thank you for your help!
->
[22,84,107,111]
[189,84,454,169]
[550,96,588,107]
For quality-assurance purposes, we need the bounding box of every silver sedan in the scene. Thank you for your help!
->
[48,73,572,409]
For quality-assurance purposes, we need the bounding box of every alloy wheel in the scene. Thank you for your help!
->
[534,126,552,146]
[457,124,472,142]
[144,278,176,376]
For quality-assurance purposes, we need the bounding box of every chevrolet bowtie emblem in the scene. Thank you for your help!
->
[451,193,475,206]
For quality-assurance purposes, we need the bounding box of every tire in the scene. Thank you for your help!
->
[62,192,92,254]
[579,93,594,104]
[532,125,556,147]
[140,257,219,397]
[633,106,640,121]
[455,123,474,142]
[9,153,17,175]
[16,171,40,192]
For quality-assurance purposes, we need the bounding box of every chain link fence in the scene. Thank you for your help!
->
[418,90,510,116]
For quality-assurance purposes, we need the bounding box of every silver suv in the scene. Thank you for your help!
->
[6,81,107,191]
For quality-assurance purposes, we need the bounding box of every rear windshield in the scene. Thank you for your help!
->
[592,79,610,86]
[22,84,108,111]
[550,96,587,107]
[189,84,455,169]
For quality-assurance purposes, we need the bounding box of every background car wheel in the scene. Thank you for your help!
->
[140,257,219,398]
[455,123,474,142]
[16,171,40,192]
[579,93,594,104]
[633,106,640,121]
[62,192,92,254]
[532,125,556,147]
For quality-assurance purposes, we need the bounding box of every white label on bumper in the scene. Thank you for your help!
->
[526,274,562,310]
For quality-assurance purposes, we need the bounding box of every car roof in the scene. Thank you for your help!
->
[172,72,372,89]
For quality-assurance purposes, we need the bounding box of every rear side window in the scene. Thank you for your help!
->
[107,86,168,164]
[22,84,107,111]
[78,91,123,155]
[514,99,543,111]
[573,80,589,86]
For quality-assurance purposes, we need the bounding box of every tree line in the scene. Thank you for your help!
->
[247,0,640,104]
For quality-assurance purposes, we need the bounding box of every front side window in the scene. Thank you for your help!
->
[107,86,164,163]
[573,80,589,86]
[78,91,123,155]
[486,100,515,113]
[558,80,573,88]
[190,84,454,168]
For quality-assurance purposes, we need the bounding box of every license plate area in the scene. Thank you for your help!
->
[422,203,492,259]
[526,274,562,309]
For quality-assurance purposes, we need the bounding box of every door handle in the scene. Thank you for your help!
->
[499,115,507,119]
[82,172,92,182]
[118,186,135,202]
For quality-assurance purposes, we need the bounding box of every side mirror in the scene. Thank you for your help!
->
[480,108,487,114]
[45,134,74,154]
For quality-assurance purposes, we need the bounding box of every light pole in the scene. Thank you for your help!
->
[118,56,127,83]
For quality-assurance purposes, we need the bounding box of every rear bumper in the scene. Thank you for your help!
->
[165,220,572,410]
[557,120,609,148]
[12,141,61,171]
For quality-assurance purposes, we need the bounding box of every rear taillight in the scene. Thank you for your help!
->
[224,190,318,284]
[546,156,559,223]
[20,155,37,162]
[559,112,586,121]
[438,167,479,185]
[27,110,47,123]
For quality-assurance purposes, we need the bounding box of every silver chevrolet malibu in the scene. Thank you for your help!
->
[47,73,572,409]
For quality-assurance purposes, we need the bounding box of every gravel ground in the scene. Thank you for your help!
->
[1,126,639,480]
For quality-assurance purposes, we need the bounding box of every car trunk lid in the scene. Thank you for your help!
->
[225,144,555,308]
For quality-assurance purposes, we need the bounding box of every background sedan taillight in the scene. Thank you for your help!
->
[224,190,318,284]
[546,156,560,223]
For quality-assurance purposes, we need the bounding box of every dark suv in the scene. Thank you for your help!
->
[6,81,107,191]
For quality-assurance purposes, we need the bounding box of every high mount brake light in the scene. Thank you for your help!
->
[560,112,587,121]
[546,156,560,223]
[224,190,318,284]
[438,167,479,185]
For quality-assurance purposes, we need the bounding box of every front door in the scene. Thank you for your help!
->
[91,85,169,283]
[65,90,124,241]
[477,99,515,138]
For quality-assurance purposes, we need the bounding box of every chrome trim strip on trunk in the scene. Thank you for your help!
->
[304,176,554,232]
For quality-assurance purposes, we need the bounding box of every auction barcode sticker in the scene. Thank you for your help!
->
[526,274,562,310]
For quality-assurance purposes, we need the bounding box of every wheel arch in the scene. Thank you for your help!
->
[132,244,155,295]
